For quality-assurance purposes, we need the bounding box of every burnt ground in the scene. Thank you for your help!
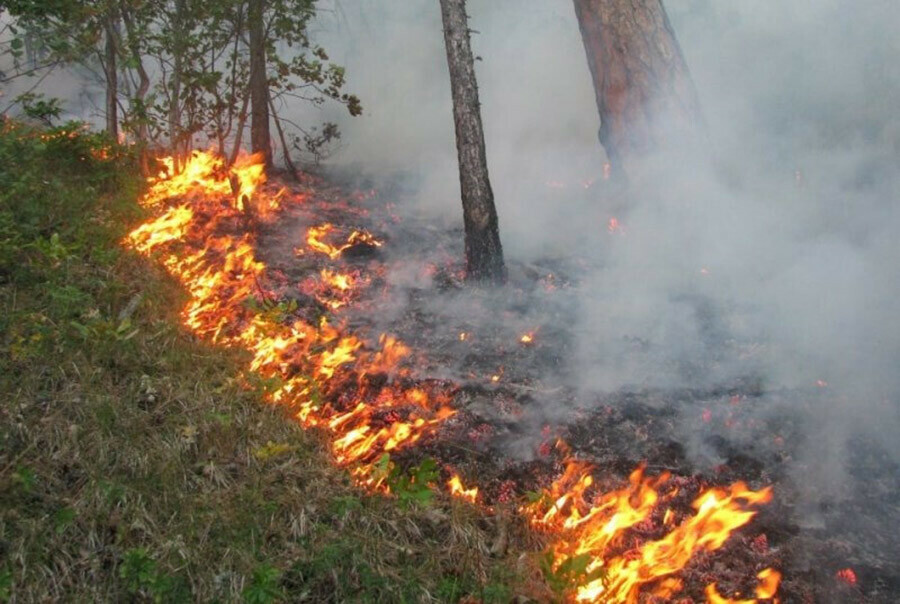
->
[256,170,899,603]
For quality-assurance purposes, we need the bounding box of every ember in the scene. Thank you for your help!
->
[835,567,857,586]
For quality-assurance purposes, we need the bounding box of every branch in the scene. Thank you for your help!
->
[0,60,64,84]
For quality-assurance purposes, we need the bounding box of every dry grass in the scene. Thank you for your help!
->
[0,121,541,603]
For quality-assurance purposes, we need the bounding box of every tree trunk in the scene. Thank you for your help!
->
[104,13,118,140]
[439,0,506,284]
[572,0,701,176]
[118,0,150,173]
[169,0,187,166]
[248,0,271,168]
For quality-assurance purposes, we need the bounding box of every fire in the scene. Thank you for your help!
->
[520,331,535,344]
[448,474,479,503]
[705,569,781,603]
[522,444,775,602]
[124,150,450,495]
[124,150,778,603]
[126,204,193,253]
[305,223,382,259]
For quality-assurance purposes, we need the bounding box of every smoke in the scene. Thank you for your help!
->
[308,0,900,558]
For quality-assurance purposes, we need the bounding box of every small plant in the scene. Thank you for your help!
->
[244,296,298,324]
[53,507,76,535]
[242,563,283,604]
[119,548,188,603]
[539,551,606,598]
[12,466,36,492]
[372,454,439,508]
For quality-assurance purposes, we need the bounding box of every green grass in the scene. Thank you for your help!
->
[0,119,536,602]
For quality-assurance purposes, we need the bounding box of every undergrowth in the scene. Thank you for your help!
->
[0,118,534,602]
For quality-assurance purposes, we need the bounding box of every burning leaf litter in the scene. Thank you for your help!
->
[124,150,780,602]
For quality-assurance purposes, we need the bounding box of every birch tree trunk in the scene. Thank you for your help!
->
[572,0,701,177]
[439,0,506,284]
[248,0,272,168]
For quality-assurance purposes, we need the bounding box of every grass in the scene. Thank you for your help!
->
[0,118,536,602]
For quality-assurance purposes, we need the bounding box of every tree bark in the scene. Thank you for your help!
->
[169,0,187,166]
[572,0,701,176]
[248,0,271,168]
[103,12,118,140]
[118,0,150,172]
[439,0,506,284]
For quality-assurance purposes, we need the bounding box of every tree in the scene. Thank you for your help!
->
[439,0,506,284]
[4,0,362,172]
[103,4,118,139]
[572,0,702,177]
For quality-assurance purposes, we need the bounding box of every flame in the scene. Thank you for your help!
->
[124,151,450,493]
[705,568,781,603]
[522,444,774,603]
[448,474,479,503]
[520,331,535,344]
[123,150,778,603]
[305,223,382,259]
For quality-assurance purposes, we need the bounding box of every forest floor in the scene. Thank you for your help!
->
[0,121,529,603]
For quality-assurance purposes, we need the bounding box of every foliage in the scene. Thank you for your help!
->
[539,551,607,598]
[242,563,284,604]
[3,0,362,166]
[119,548,190,603]
[16,93,63,126]
[372,454,440,509]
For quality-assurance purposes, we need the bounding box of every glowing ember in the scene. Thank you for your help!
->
[520,331,535,344]
[607,217,625,234]
[835,567,857,586]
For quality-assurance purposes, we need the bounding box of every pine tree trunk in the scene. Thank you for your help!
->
[572,0,701,176]
[104,13,118,140]
[439,0,506,284]
[248,0,271,167]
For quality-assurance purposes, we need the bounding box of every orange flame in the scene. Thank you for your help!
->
[448,474,479,503]
[305,223,382,259]
[522,445,774,603]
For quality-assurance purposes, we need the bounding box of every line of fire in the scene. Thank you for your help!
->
[4,0,897,602]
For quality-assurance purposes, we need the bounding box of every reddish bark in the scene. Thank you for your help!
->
[572,0,702,176]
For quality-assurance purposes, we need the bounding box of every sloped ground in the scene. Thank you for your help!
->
[0,123,529,603]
